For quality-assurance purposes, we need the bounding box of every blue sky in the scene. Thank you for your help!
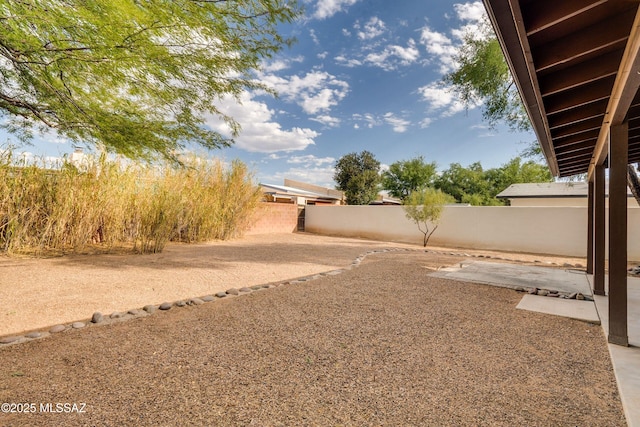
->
[6,0,538,188]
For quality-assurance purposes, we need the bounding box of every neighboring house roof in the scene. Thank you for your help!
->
[497,182,632,199]
[260,183,343,201]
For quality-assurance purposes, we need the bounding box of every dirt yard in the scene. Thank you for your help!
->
[0,233,623,426]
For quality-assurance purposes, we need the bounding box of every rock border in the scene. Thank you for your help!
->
[0,247,589,348]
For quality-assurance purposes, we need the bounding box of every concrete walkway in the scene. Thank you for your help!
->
[593,276,640,427]
[431,261,639,427]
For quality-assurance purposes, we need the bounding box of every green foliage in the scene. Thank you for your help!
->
[434,157,552,206]
[443,18,530,132]
[0,0,300,160]
[382,156,437,200]
[334,151,381,205]
[403,188,454,247]
[0,149,261,255]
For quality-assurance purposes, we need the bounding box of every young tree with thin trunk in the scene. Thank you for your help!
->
[403,188,454,247]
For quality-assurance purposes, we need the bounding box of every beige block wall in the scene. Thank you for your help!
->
[305,205,640,259]
[245,202,298,235]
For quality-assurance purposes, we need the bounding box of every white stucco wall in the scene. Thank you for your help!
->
[305,205,640,259]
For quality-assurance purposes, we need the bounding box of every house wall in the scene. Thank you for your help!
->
[305,205,640,259]
[245,202,299,235]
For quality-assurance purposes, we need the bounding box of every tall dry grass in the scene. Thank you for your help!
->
[0,150,261,255]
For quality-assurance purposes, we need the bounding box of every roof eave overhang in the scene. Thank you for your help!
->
[483,0,561,177]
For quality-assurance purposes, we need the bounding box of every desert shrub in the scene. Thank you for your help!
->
[0,148,260,255]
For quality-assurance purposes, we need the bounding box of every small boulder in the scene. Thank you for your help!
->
[143,305,157,313]
[215,292,227,298]
[189,298,204,305]
[201,295,215,302]
[50,325,66,333]
[0,336,21,344]
[110,312,124,319]
[71,322,85,329]
[91,312,104,323]
[25,332,42,339]
[226,288,239,296]
[159,302,172,310]
[174,300,187,307]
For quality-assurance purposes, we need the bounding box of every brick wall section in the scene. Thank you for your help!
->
[245,202,299,235]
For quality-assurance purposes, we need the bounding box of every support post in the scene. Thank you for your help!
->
[608,122,629,346]
[587,178,594,274]
[594,162,606,296]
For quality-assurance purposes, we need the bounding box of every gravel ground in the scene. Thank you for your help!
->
[0,251,624,426]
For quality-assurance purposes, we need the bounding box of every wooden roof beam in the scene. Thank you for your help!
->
[589,5,640,180]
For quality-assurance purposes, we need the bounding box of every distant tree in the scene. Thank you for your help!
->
[434,162,495,205]
[403,188,454,247]
[435,157,552,206]
[0,0,299,160]
[334,151,381,205]
[382,156,437,200]
[485,157,553,195]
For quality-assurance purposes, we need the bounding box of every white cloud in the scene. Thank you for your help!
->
[287,154,336,166]
[260,70,349,115]
[338,38,420,71]
[417,82,468,116]
[419,117,433,128]
[334,54,362,68]
[313,0,360,19]
[454,1,486,22]
[261,56,304,73]
[420,27,457,74]
[352,113,380,129]
[310,114,341,127]
[383,113,410,133]
[264,154,337,186]
[356,17,387,40]
[206,92,319,153]
[420,2,488,74]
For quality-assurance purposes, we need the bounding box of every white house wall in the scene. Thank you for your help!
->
[305,205,640,259]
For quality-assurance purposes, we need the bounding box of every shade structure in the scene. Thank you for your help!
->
[484,0,639,346]
[484,0,640,178]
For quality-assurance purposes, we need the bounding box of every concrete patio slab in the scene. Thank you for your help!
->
[593,275,640,427]
[432,261,593,296]
[516,294,600,324]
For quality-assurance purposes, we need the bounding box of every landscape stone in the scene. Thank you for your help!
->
[174,300,187,307]
[568,292,578,300]
[215,292,227,298]
[576,293,585,300]
[547,293,559,298]
[189,298,204,305]
[201,295,215,302]
[250,285,263,290]
[110,312,123,319]
[71,322,85,329]
[128,309,144,316]
[239,287,252,293]
[514,286,525,292]
[528,288,538,295]
[25,332,42,339]
[226,288,239,296]
[537,289,549,296]
[143,305,157,313]
[50,325,66,333]
[0,336,21,344]
[91,312,104,323]
[159,302,172,310]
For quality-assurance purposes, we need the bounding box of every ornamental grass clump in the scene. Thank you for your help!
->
[0,148,261,255]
